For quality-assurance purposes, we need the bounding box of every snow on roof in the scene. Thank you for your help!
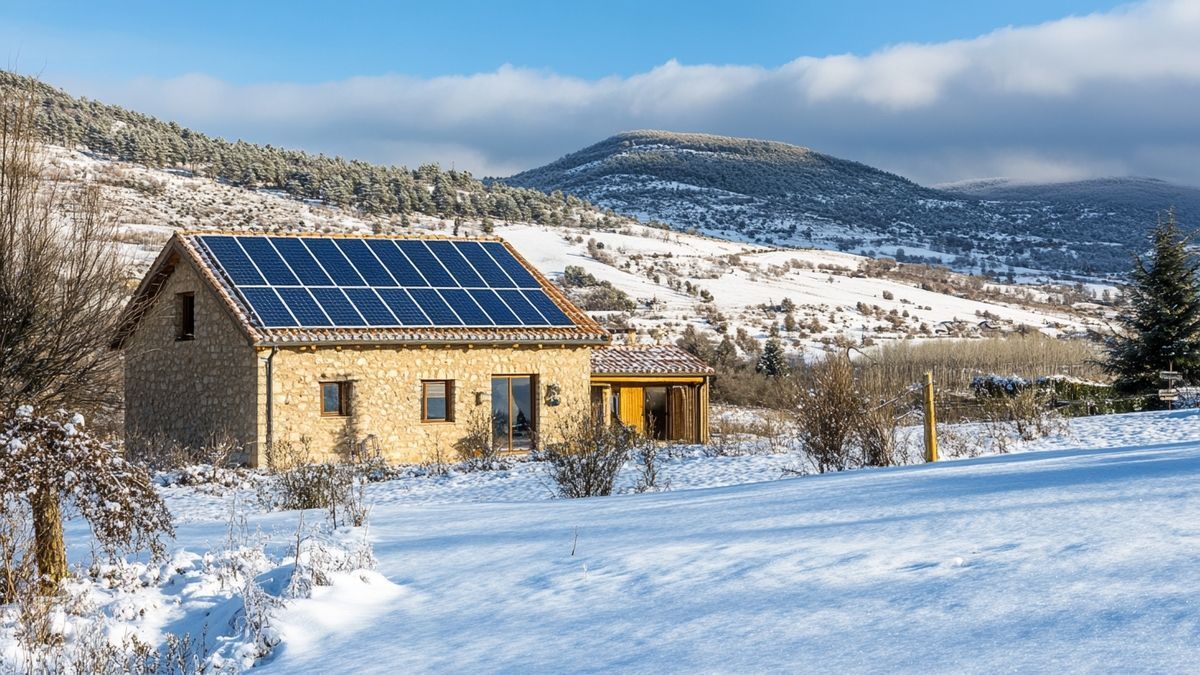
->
[591,344,714,376]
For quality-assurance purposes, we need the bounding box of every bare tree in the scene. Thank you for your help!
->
[0,407,173,593]
[0,79,127,416]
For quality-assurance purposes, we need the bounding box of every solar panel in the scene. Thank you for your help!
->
[468,289,520,325]
[481,241,539,287]
[523,290,575,326]
[377,288,429,325]
[496,289,548,324]
[426,240,485,287]
[270,238,333,286]
[195,235,580,330]
[409,289,462,325]
[238,237,299,286]
[200,236,265,286]
[304,239,365,286]
[310,287,363,325]
[276,287,331,326]
[367,240,427,286]
[240,287,296,327]
[396,241,455,287]
[344,288,397,326]
[335,239,396,287]
[439,289,492,326]
[456,241,516,288]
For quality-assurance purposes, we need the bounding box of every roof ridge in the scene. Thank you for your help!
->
[178,229,504,242]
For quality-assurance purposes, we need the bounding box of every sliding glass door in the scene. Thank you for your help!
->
[492,375,535,450]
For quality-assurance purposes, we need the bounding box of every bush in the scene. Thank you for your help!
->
[791,355,861,473]
[454,409,506,471]
[258,440,370,527]
[543,414,640,498]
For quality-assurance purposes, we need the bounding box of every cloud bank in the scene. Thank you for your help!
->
[61,0,1200,185]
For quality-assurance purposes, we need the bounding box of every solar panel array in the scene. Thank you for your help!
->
[194,235,575,329]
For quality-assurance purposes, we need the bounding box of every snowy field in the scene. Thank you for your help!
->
[7,409,1200,672]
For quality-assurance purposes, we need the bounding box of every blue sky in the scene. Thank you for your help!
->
[6,1,1125,82]
[4,1,1200,185]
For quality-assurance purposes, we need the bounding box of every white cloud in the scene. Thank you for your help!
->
[53,0,1200,184]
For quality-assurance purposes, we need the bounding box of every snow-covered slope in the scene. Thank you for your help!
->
[39,408,1200,672]
[505,130,1194,277]
[46,144,1105,353]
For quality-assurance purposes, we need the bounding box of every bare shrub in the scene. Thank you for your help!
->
[544,413,639,498]
[791,354,860,473]
[454,408,505,471]
[633,443,669,493]
[258,439,370,527]
[978,386,1068,452]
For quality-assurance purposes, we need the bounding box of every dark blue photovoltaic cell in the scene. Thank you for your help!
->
[456,241,515,288]
[200,236,265,285]
[276,288,331,326]
[427,240,485,287]
[311,288,363,325]
[270,238,332,285]
[481,241,539,287]
[523,290,574,326]
[237,238,299,286]
[304,239,364,286]
[377,288,429,325]
[496,289,548,325]
[409,289,462,325]
[335,239,396,286]
[367,240,427,286]
[240,287,296,327]
[344,288,396,326]
[439,289,492,325]
[396,241,455,287]
[469,289,521,325]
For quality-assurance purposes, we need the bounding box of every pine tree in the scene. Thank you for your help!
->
[756,333,787,377]
[1105,211,1200,392]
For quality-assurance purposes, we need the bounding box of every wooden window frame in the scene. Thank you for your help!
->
[176,292,195,341]
[421,380,454,423]
[492,374,537,451]
[320,381,351,417]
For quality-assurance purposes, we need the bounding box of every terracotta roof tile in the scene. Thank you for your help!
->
[591,345,714,375]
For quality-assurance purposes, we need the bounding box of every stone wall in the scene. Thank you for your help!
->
[264,343,593,465]
[123,255,260,460]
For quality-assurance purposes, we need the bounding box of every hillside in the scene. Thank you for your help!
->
[40,142,1106,358]
[505,130,1197,277]
[1,70,619,229]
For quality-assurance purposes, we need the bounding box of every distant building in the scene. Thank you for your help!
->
[112,232,711,466]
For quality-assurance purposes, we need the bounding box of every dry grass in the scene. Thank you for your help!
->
[861,334,1105,395]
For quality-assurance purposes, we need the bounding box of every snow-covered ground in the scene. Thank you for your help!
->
[7,409,1200,672]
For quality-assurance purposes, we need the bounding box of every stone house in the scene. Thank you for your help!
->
[112,232,711,466]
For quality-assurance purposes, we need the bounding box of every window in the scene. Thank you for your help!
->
[176,292,195,341]
[492,375,535,450]
[321,382,350,416]
[422,380,454,422]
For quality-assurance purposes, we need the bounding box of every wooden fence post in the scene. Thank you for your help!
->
[923,371,938,463]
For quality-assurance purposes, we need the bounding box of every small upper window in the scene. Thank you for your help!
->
[176,293,195,341]
[422,380,454,422]
[321,382,350,416]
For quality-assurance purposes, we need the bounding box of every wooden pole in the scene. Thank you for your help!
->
[923,371,938,463]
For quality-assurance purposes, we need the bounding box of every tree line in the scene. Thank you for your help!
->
[0,70,618,227]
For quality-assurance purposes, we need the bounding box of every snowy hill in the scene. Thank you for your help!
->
[29,408,1200,672]
[504,130,1196,277]
[44,143,1103,353]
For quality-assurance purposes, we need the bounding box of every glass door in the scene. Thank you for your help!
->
[492,376,535,450]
